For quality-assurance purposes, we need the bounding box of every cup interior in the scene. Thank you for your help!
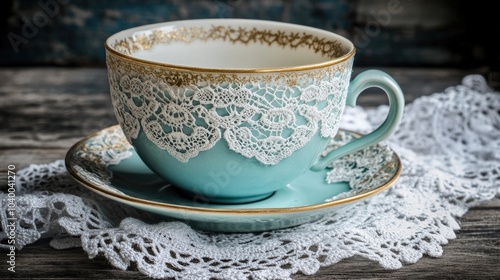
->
[106,19,354,70]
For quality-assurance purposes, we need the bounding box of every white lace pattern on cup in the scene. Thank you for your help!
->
[108,61,352,164]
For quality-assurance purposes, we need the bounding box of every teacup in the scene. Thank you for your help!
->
[105,18,404,204]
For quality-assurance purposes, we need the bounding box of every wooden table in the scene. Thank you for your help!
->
[1,67,499,279]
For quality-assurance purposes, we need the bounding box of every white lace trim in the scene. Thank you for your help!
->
[1,74,499,279]
[108,61,352,165]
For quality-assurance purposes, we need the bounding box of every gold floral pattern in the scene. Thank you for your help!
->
[111,25,346,59]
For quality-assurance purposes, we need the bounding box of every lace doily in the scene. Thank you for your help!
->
[1,74,499,279]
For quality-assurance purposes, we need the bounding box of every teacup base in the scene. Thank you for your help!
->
[176,188,276,205]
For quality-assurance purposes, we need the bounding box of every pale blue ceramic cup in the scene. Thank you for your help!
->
[105,19,404,204]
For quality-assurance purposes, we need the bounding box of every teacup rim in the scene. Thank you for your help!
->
[104,18,356,73]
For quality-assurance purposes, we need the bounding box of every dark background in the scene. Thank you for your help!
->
[0,0,498,71]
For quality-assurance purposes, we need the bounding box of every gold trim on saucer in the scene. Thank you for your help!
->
[112,25,346,59]
[65,125,401,216]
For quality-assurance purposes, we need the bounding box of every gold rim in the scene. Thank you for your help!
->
[104,19,356,73]
[65,125,401,215]
[105,45,356,74]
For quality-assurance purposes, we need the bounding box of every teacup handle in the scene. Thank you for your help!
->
[310,69,405,171]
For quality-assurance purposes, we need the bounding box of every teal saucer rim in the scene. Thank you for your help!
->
[65,125,402,215]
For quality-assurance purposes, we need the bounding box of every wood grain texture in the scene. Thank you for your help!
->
[0,67,499,279]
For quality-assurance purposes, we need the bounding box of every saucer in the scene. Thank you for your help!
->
[65,125,401,232]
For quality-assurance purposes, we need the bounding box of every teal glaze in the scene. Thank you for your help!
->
[311,69,405,171]
[109,155,351,209]
[131,129,331,204]
[107,151,166,189]
[131,69,404,203]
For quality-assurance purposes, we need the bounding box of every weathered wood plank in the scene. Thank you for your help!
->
[0,76,116,148]
[0,148,67,168]
[0,67,110,94]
